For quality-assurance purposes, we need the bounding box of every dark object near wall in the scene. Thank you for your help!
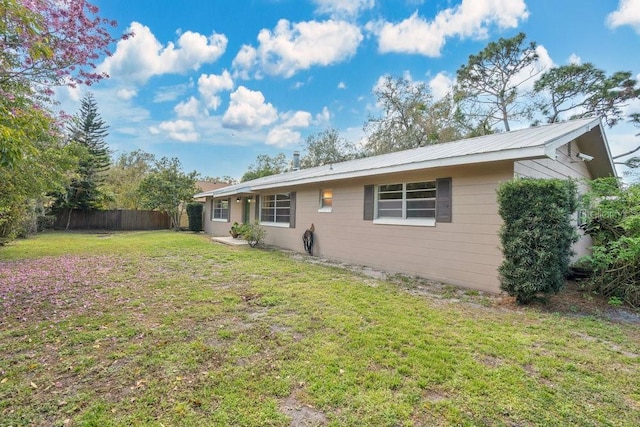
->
[303,223,315,255]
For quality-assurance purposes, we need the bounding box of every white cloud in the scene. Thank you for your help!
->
[369,0,528,56]
[265,127,303,147]
[116,88,137,100]
[149,119,199,142]
[315,106,331,125]
[281,111,312,128]
[153,81,194,103]
[233,19,363,78]
[338,81,347,89]
[568,53,581,65]
[428,72,454,100]
[231,45,259,79]
[222,86,278,129]
[198,70,234,110]
[63,84,83,103]
[512,45,554,92]
[313,0,374,18]
[369,12,444,56]
[174,97,204,118]
[100,22,227,84]
[264,110,314,148]
[342,125,367,147]
[607,0,640,33]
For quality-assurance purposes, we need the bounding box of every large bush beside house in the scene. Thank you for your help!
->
[497,178,578,304]
[579,177,640,307]
[186,203,203,232]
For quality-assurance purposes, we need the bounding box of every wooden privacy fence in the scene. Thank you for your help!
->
[54,209,171,231]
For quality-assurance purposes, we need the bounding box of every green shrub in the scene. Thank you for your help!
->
[579,177,640,307]
[37,215,56,232]
[497,178,578,304]
[241,221,266,248]
[230,222,251,238]
[186,203,203,232]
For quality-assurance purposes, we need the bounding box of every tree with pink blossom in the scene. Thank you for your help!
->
[0,0,128,243]
[1,0,130,167]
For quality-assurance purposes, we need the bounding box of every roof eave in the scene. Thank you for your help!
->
[594,123,617,178]
[209,185,254,198]
[543,117,603,159]
[251,146,547,190]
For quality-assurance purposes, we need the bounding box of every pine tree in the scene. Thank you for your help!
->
[70,92,111,177]
[54,93,111,213]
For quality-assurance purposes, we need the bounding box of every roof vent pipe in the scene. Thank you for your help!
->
[293,151,300,171]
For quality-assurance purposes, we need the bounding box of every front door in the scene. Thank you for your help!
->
[243,198,251,224]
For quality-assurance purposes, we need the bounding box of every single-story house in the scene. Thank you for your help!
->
[196,118,615,293]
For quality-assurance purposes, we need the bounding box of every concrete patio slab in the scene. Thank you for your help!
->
[212,236,249,246]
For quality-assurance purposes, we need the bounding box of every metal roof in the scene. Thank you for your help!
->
[195,117,615,198]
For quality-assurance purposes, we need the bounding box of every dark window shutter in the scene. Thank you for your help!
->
[436,178,452,223]
[363,185,374,220]
[289,192,296,228]
[254,195,260,222]
[227,198,231,223]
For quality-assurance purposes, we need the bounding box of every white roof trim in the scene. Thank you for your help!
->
[251,146,546,190]
[596,123,616,171]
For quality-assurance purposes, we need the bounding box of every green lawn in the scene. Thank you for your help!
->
[1,231,638,426]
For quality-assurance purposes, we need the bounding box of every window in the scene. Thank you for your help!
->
[212,198,229,221]
[364,178,451,224]
[376,181,436,223]
[260,193,291,225]
[319,189,333,212]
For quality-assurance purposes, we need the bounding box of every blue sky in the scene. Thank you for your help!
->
[54,0,640,180]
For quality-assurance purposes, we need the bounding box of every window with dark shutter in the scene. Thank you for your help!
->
[363,185,374,220]
[289,192,296,228]
[436,178,452,223]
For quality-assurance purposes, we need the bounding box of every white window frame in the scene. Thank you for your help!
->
[373,181,436,227]
[259,193,291,227]
[319,189,333,213]
[211,198,230,222]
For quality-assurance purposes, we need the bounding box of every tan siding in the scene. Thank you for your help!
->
[203,197,243,237]
[514,141,591,180]
[252,162,513,293]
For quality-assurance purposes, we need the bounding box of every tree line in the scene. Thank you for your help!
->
[242,32,639,181]
[1,1,638,246]
[0,1,234,242]
[1,0,126,243]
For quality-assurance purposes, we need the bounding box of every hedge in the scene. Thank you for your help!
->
[186,203,203,232]
[497,178,578,304]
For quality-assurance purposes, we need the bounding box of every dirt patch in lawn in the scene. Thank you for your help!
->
[287,251,640,325]
[279,395,327,427]
[496,280,640,325]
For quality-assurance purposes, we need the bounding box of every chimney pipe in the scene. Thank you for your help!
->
[293,151,300,170]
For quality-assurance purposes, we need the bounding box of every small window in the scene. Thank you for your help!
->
[319,189,333,212]
[212,199,229,221]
